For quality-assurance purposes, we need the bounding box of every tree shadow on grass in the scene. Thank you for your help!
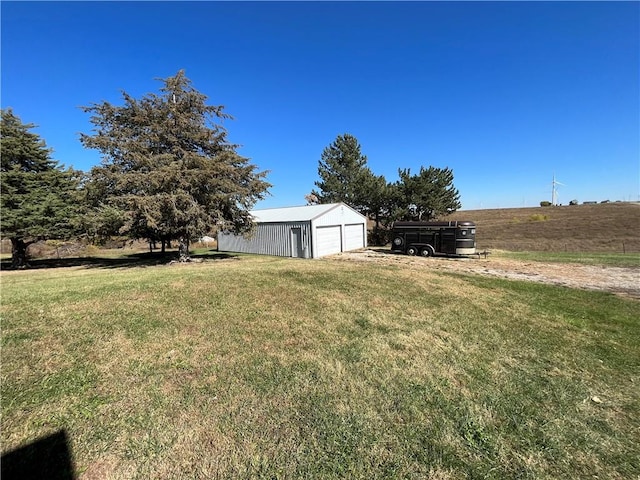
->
[0,250,238,271]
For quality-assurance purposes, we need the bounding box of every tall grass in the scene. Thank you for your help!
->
[2,256,639,479]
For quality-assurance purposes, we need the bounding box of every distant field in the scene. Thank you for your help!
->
[2,255,639,478]
[444,202,640,253]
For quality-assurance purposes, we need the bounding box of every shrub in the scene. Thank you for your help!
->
[368,228,392,246]
[540,201,552,207]
[528,214,549,222]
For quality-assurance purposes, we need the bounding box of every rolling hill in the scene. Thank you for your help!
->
[443,202,640,253]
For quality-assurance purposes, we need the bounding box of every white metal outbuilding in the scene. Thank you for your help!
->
[217,203,367,258]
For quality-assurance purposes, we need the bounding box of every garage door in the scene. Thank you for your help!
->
[344,223,365,251]
[316,226,342,257]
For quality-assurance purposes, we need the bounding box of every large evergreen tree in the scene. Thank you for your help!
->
[311,134,374,212]
[359,170,392,244]
[80,70,270,259]
[392,166,461,221]
[1,109,83,267]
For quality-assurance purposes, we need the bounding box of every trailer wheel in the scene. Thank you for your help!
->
[406,246,418,256]
[420,246,435,257]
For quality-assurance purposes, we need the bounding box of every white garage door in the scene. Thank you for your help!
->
[344,223,365,251]
[316,226,342,257]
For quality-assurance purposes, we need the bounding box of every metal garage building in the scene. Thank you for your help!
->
[217,202,367,258]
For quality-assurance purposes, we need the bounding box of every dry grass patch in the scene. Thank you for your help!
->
[445,202,640,252]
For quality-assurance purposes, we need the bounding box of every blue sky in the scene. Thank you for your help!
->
[2,1,638,210]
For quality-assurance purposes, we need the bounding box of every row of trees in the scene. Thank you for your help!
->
[310,134,461,243]
[1,71,461,267]
[1,71,270,267]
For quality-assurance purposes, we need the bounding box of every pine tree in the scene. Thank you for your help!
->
[312,134,373,211]
[80,70,270,260]
[1,109,83,267]
[393,166,461,221]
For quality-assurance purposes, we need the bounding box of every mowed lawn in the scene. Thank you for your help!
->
[1,255,639,479]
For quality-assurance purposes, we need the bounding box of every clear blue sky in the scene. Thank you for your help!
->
[2,1,638,210]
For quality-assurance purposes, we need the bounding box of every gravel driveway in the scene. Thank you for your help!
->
[331,250,640,299]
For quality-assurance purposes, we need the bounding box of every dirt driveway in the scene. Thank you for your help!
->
[331,250,640,300]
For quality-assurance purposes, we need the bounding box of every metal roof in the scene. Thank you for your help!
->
[250,203,347,223]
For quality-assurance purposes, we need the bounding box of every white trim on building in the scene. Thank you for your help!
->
[217,203,368,258]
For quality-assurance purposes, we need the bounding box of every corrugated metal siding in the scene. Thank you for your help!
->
[218,203,367,259]
[218,222,312,258]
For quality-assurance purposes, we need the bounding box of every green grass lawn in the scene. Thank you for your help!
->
[2,255,639,479]
[496,250,640,267]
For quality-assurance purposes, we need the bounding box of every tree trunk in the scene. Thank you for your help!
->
[178,237,190,262]
[11,238,30,268]
[374,213,382,246]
